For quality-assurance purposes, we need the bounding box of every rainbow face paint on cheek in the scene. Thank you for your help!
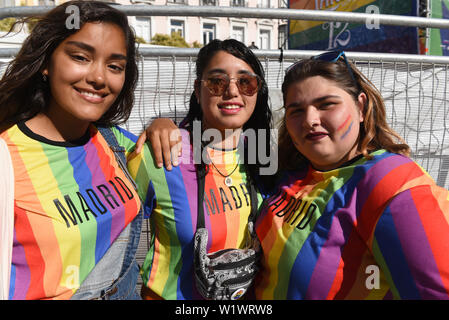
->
[337,114,353,140]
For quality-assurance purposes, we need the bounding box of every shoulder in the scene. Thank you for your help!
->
[350,150,444,217]
[0,124,19,141]
[109,125,138,144]
[95,125,137,153]
[359,150,434,190]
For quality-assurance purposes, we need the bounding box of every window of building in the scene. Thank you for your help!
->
[231,0,246,7]
[257,0,270,8]
[170,20,185,38]
[38,0,55,5]
[203,23,216,45]
[167,0,187,4]
[202,0,217,5]
[0,0,15,7]
[135,17,152,43]
[278,24,288,49]
[231,26,245,43]
[259,29,270,49]
[278,0,288,8]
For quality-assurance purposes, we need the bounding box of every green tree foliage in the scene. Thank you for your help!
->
[135,36,147,44]
[191,41,202,48]
[150,32,202,48]
[26,18,39,32]
[0,18,16,32]
[0,17,38,33]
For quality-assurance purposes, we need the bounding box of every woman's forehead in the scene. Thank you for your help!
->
[204,51,254,74]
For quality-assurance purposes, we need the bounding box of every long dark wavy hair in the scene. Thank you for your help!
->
[0,0,138,132]
[180,39,274,192]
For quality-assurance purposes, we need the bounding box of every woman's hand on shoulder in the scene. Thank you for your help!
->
[135,118,181,170]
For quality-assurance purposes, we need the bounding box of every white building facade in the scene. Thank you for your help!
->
[1,0,288,49]
[123,0,288,49]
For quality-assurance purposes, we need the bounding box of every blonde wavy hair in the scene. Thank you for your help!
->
[278,56,410,170]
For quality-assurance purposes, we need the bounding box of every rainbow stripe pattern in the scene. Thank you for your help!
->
[337,115,353,140]
[2,124,141,300]
[128,129,263,299]
[288,0,418,54]
[255,150,449,300]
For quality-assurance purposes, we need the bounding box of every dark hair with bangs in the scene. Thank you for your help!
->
[0,0,138,132]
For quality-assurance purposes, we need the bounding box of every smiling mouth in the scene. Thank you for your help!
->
[218,104,243,110]
[75,88,107,99]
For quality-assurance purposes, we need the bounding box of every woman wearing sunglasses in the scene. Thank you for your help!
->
[254,51,449,299]
[130,39,273,300]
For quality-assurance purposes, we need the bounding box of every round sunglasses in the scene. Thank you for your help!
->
[200,72,262,96]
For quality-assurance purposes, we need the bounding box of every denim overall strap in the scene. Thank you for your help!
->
[97,126,138,192]
[71,126,142,300]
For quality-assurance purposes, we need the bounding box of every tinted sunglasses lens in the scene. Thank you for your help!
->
[237,74,260,96]
[205,74,260,96]
[205,74,228,96]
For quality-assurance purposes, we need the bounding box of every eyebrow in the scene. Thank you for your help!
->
[65,41,127,60]
[206,68,254,75]
[285,95,341,109]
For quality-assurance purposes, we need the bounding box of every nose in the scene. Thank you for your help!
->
[224,78,239,98]
[303,106,320,128]
[86,62,106,88]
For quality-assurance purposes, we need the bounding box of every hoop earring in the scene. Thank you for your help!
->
[42,74,48,82]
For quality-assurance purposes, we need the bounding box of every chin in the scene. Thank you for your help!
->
[79,109,110,122]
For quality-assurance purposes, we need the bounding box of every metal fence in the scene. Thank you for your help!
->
[125,53,449,187]
[1,5,449,290]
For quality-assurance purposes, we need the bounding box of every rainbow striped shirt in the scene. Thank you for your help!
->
[128,129,263,299]
[2,123,141,300]
[255,150,449,300]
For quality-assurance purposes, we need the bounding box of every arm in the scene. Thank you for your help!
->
[372,184,449,299]
[135,118,181,171]
[127,141,157,219]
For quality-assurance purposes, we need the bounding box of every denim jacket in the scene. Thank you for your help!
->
[71,126,142,300]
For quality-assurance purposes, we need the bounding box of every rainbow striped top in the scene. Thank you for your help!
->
[2,123,141,300]
[128,129,263,299]
[255,150,449,300]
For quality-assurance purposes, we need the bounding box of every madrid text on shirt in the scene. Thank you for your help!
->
[53,175,134,228]
[204,182,251,216]
[270,190,317,230]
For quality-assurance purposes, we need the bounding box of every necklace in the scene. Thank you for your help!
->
[208,155,240,187]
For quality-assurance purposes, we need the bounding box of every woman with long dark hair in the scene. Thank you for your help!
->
[131,39,275,300]
[0,1,144,300]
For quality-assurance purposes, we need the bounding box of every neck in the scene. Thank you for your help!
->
[25,111,90,142]
[204,127,242,150]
